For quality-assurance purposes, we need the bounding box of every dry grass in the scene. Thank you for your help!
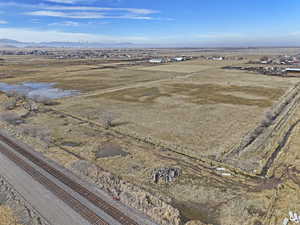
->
[91,87,171,104]
[135,58,248,73]
[80,80,285,157]
[46,59,296,158]
[1,49,300,224]
[136,64,213,73]
[0,62,183,93]
[1,54,293,160]
[165,83,283,107]
[0,206,20,225]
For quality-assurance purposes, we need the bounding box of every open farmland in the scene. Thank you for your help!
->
[48,59,297,159]
[1,48,300,225]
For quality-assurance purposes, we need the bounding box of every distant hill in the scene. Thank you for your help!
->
[0,44,17,48]
[0,39,23,44]
[0,39,135,48]
[0,39,29,47]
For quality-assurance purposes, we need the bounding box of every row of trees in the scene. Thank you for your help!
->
[0,90,120,152]
[0,91,54,147]
[2,90,118,129]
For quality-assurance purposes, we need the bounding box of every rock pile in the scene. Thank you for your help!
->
[152,167,181,183]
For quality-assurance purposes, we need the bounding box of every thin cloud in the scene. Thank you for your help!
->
[26,10,153,19]
[46,0,77,3]
[49,21,79,26]
[0,20,8,24]
[0,2,159,15]
[0,27,149,43]
[46,0,97,4]
[43,6,159,14]
[27,10,105,19]
[0,2,162,20]
[49,20,110,26]
[31,19,41,23]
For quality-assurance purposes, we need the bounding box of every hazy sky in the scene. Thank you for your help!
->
[0,0,300,46]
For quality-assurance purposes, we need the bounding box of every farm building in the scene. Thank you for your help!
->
[173,57,184,61]
[149,58,165,63]
[285,68,300,73]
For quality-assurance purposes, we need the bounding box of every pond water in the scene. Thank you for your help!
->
[0,82,79,99]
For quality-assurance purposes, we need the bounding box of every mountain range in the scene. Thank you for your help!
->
[0,39,135,48]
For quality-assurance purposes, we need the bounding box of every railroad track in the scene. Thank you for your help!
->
[0,134,140,225]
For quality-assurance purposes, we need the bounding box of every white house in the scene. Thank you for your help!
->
[212,56,224,61]
[149,58,164,63]
[285,68,300,73]
[173,57,184,61]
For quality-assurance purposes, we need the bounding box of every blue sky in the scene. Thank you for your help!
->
[0,0,300,46]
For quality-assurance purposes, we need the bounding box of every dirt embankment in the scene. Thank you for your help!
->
[0,93,182,225]
[0,175,49,225]
[68,160,181,225]
[224,82,300,175]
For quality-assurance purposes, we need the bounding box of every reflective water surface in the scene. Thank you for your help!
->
[0,82,79,99]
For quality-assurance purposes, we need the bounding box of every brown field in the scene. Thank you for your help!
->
[1,48,300,225]
[50,60,297,158]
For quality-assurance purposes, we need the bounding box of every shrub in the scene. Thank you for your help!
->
[5,90,19,98]
[94,143,126,159]
[31,95,56,106]
[237,88,298,153]
[23,100,39,112]
[20,125,52,148]
[5,90,27,101]
[0,112,22,125]
[100,112,118,129]
[2,98,17,110]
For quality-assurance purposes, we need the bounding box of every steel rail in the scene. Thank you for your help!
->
[0,134,140,225]
[0,143,109,225]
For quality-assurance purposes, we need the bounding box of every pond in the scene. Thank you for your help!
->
[0,82,79,99]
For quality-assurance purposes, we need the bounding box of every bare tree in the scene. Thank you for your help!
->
[20,125,38,137]
[39,131,52,148]
[100,112,118,129]
[260,56,269,62]
[31,95,56,106]
[23,100,39,112]
[5,90,19,98]
[2,98,17,110]
[5,90,27,101]
[20,125,52,148]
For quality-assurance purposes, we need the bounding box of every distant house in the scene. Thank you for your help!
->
[209,56,224,61]
[214,56,224,61]
[149,58,164,63]
[285,68,300,73]
[173,57,184,62]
